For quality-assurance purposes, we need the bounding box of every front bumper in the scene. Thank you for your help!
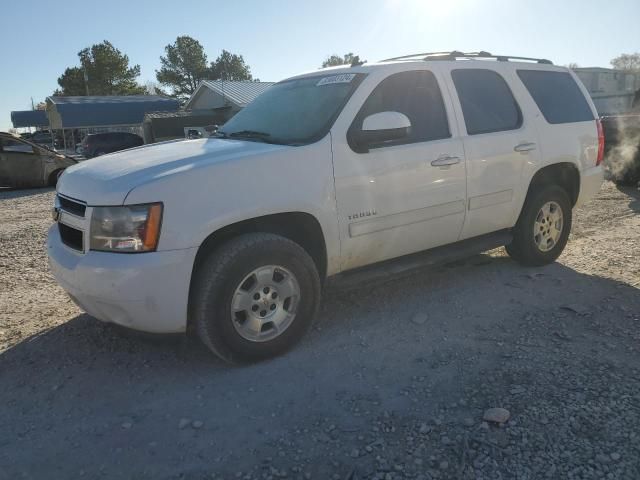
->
[47,225,198,333]
[575,166,604,208]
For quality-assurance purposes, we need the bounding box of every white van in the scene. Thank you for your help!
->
[48,51,604,362]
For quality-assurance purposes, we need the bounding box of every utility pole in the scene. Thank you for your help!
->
[83,65,90,96]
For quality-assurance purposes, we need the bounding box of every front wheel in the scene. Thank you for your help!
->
[48,169,64,187]
[506,185,572,266]
[191,233,321,363]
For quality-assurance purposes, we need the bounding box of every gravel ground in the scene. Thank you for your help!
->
[0,182,639,480]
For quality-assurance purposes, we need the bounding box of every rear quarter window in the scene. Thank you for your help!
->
[517,70,594,124]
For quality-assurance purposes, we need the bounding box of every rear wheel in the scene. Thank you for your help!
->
[506,185,572,266]
[191,233,321,363]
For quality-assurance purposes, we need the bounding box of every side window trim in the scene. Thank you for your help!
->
[347,69,452,153]
[451,68,523,136]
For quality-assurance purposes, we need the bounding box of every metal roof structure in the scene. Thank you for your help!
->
[185,81,275,110]
[10,110,49,128]
[45,95,180,129]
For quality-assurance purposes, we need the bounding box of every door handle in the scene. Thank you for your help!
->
[431,155,460,167]
[514,142,537,153]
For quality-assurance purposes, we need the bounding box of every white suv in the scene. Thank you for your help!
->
[48,51,604,362]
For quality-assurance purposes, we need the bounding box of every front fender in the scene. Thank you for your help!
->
[124,136,342,275]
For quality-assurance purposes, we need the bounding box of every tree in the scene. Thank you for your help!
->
[143,80,167,96]
[209,50,253,81]
[610,53,640,71]
[54,67,86,96]
[55,41,145,96]
[565,63,579,70]
[156,36,210,98]
[321,52,361,68]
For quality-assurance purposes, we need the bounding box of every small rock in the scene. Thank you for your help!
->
[509,386,526,395]
[350,448,359,458]
[480,421,490,431]
[121,422,132,429]
[610,452,621,461]
[463,417,475,427]
[178,418,191,429]
[412,313,428,325]
[419,423,431,434]
[439,461,449,470]
[192,420,204,429]
[483,408,510,424]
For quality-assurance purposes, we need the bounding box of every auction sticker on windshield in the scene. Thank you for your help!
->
[317,74,356,86]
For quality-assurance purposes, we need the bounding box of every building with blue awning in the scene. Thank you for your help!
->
[10,110,49,128]
[41,95,180,151]
[46,95,180,129]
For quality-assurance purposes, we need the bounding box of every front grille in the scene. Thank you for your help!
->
[59,223,84,251]
[57,195,86,218]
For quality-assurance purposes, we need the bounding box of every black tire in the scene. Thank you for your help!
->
[616,166,640,186]
[506,185,572,267]
[191,233,321,363]
[48,169,64,187]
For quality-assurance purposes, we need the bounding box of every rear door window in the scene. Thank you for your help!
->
[350,70,451,150]
[517,70,594,124]
[451,69,522,135]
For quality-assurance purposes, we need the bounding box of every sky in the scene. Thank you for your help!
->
[1,0,638,131]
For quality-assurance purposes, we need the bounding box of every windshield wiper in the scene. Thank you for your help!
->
[215,129,286,144]
[228,130,271,139]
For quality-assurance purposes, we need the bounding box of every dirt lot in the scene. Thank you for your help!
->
[1,183,639,480]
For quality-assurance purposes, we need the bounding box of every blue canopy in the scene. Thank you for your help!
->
[47,95,180,129]
[11,110,49,128]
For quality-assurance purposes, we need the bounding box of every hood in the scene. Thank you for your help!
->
[57,138,287,205]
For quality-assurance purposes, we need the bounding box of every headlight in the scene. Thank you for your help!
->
[90,203,163,253]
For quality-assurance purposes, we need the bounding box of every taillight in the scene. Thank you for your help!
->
[596,119,605,166]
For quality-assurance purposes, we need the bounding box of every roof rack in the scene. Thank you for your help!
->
[381,51,553,65]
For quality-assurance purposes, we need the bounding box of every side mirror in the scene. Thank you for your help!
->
[351,111,411,152]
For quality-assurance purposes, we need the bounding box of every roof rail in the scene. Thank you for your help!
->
[381,51,553,65]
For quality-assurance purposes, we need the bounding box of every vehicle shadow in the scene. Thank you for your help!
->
[617,184,640,212]
[1,254,639,478]
[2,254,639,379]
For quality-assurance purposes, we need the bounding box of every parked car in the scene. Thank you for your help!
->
[48,51,604,363]
[24,130,60,149]
[81,132,143,158]
[0,132,76,188]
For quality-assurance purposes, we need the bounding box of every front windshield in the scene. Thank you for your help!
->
[218,73,365,145]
